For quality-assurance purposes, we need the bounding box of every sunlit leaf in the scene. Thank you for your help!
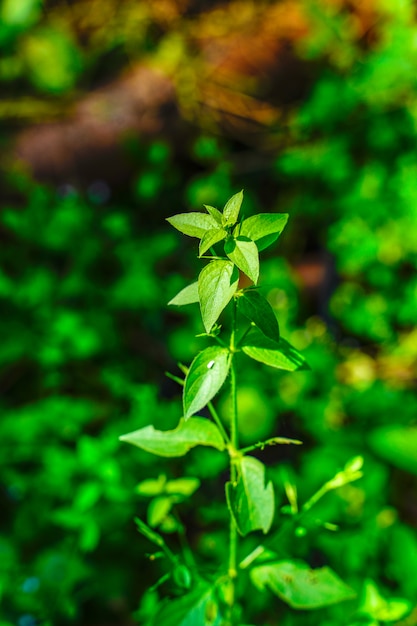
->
[240,214,288,251]
[199,228,228,256]
[119,418,225,457]
[224,237,259,284]
[166,212,218,238]
[204,205,223,224]
[237,290,279,341]
[250,560,356,609]
[168,282,199,306]
[183,346,231,419]
[226,456,274,536]
[242,331,308,371]
[198,260,239,333]
[223,190,244,226]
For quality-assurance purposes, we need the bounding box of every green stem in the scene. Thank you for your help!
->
[235,322,253,349]
[208,401,231,445]
[239,436,303,455]
[226,299,239,625]
[165,371,230,445]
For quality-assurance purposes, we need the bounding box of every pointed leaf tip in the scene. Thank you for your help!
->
[167,212,219,238]
[223,190,244,226]
[120,418,225,457]
[242,331,309,371]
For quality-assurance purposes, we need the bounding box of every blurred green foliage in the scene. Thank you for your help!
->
[1,0,417,625]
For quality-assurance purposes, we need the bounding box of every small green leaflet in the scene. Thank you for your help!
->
[165,477,200,496]
[250,560,356,609]
[168,281,199,306]
[204,205,223,224]
[150,585,222,626]
[199,228,227,257]
[240,213,288,251]
[237,290,279,342]
[226,456,274,536]
[183,346,231,419]
[198,260,239,333]
[148,496,172,527]
[119,417,225,457]
[224,237,259,284]
[242,331,308,371]
[223,190,243,226]
[166,212,219,239]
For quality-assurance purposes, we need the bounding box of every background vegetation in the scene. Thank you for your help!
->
[1,0,417,624]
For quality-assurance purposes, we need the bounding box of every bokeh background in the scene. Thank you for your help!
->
[1,0,417,624]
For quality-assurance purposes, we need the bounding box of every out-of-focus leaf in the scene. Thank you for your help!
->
[250,560,356,609]
[359,579,411,622]
[22,27,82,93]
[150,585,222,626]
[369,426,417,475]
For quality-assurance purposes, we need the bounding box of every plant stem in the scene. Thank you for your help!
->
[208,401,231,445]
[226,299,239,624]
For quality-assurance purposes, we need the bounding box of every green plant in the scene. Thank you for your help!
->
[120,191,369,625]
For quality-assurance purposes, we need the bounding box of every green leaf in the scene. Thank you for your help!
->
[204,205,223,224]
[242,331,308,371]
[168,282,199,306]
[199,228,228,257]
[150,585,221,626]
[240,213,288,251]
[183,346,231,419]
[165,477,200,496]
[226,456,274,536]
[223,190,244,226]
[136,475,167,496]
[368,426,417,475]
[119,417,225,457]
[360,579,412,622]
[224,237,259,284]
[166,212,218,238]
[237,290,279,342]
[148,496,173,527]
[198,260,239,333]
[250,560,356,609]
